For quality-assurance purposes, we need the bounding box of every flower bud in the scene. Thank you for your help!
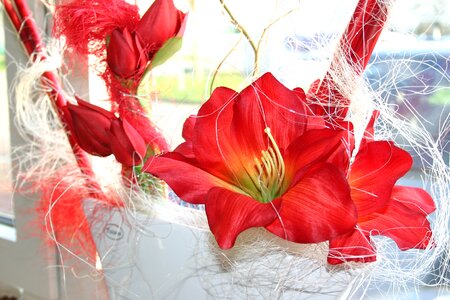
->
[64,98,114,156]
[135,0,186,58]
[106,28,148,78]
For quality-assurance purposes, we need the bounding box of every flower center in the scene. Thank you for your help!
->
[243,127,286,203]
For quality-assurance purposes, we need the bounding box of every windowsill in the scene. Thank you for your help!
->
[0,217,16,242]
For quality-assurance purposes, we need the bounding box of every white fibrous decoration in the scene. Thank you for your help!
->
[7,0,450,298]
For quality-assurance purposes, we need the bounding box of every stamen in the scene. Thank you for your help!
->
[262,151,273,178]
[247,127,287,203]
[254,157,263,175]
[265,128,285,184]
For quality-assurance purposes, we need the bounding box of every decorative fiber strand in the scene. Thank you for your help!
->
[53,0,140,56]
[4,0,450,298]
[1,0,102,194]
[310,0,392,120]
[1,0,108,267]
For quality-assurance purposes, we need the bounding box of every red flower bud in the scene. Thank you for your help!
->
[135,0,186,57]
[64,97,114,156]
[106,28,148,78]
[109,118,147,166]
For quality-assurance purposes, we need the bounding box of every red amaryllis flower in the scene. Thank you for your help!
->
[135,0,186,55]
[63,97,114,157]
[64,98,147,166]
[106,28,148,79]
[106,0,186,79]
[144,73,357,249]
[327,141,435,264]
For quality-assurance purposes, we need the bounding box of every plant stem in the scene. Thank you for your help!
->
[1,0,36,54]
[218,0,259,76]
[209,35,242,95]
[14,0,43,52]
[256,9,296,61]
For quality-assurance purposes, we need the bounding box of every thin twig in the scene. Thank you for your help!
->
[218,0,258,76]
[208,35,243,95]
[256,9,297,56]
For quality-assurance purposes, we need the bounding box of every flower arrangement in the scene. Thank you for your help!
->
[1,0,449,297]
[144,72,435,265]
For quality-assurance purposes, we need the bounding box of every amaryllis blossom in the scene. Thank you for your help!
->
[135,0,186,51]
[63,98,147,166]
[327,125,435,264]
[63,97,115,157]
[106,0,186,79]
[107,28,148,79]
[144,73,358,249]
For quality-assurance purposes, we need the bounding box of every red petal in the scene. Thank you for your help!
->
[205,187,280,249]
[107,29,139,78]
[135,0,183,49]
[66,102,112,156]
[132,33,149,76]
[361,188,434,250]
[119,105,169,153]
[122,119,147,161]
[176,11,188,37]
[192,86,240,181]
[326,128,354,173]
[109,119,137,166]
[232,73,307,153]
[327,229,376,265]
[266,163,356,243]
[293,87,306,100]
[182,115,196,141]
[174,116,196,158]
[293,87,327,130]
[173,141,195,160]
[350,141,412,217]
[143,156,240,204]
[391,186,435,215]
[363,110,380,141]
[284,128,353,181]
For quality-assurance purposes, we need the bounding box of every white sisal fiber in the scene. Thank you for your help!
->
[8,0,450,298]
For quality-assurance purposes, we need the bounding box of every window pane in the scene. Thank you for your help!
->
[366,0,450,168]
[0,12,13,219]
